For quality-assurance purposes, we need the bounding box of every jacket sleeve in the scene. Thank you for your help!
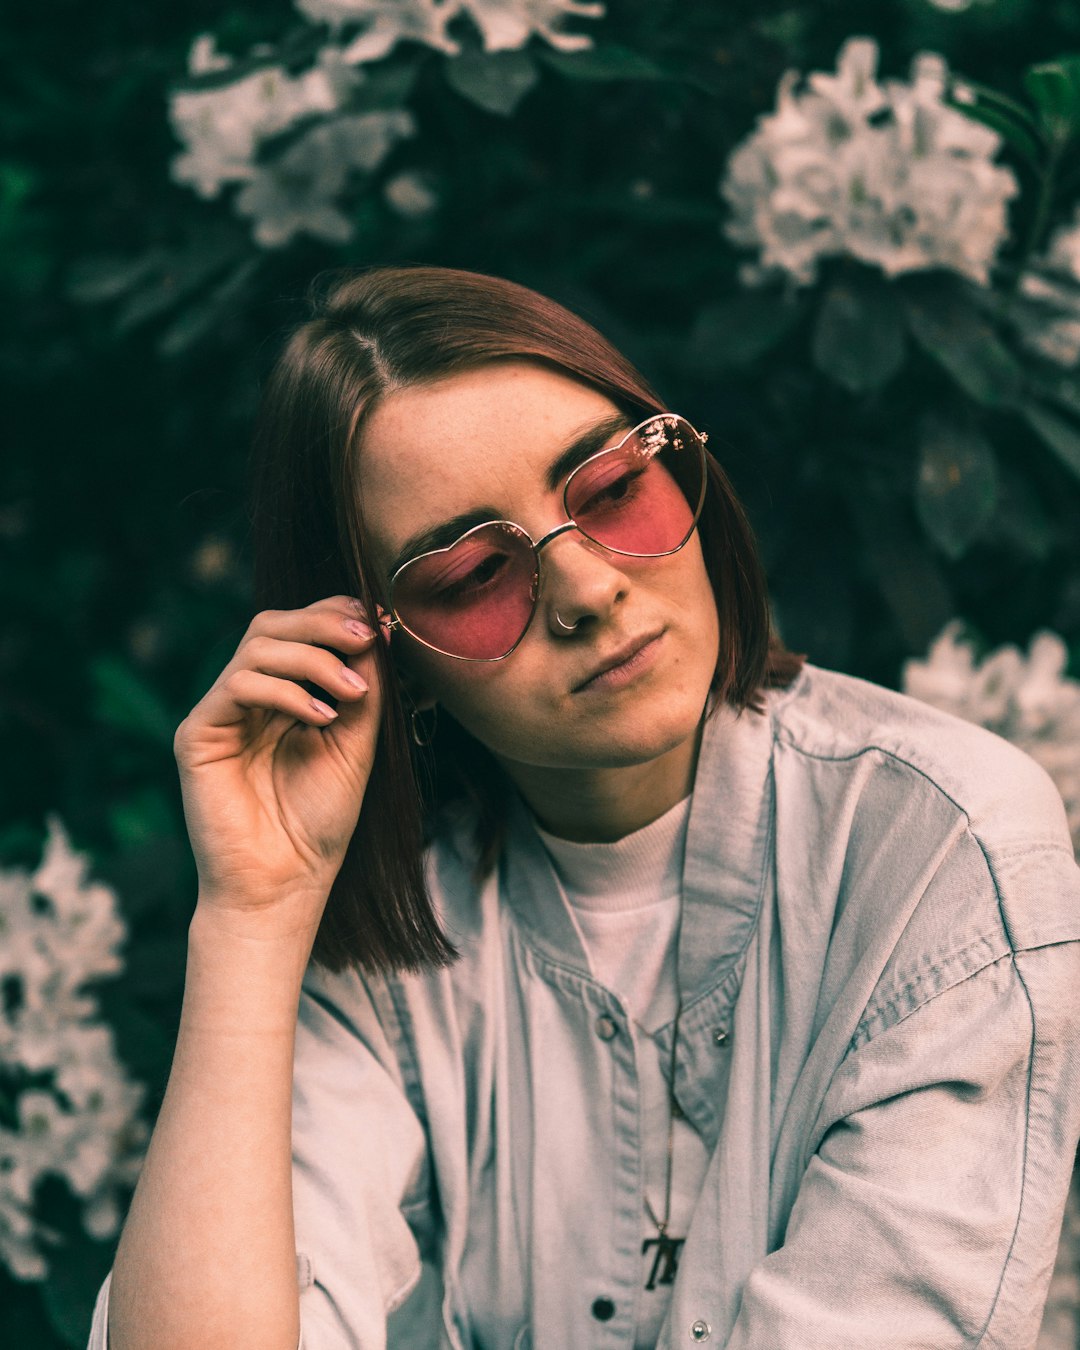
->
[84,966,436,1350]
[290,967,439,1350]
[723,936,1080,1349]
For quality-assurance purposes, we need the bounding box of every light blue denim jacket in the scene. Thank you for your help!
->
[88,663,1080,1349]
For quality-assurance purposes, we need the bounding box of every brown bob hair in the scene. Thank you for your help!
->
[249,265,804,977]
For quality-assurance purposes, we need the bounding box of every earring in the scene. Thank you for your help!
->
[410,705,438,747]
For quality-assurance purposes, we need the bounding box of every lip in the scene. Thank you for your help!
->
[572,631,665,693]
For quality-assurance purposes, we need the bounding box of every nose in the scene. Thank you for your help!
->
[536,527,629,636]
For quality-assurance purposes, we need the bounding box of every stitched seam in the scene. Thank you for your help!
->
[383,976,431,1136]
[858,951,1016,1062]
[773,732,1068,859]
[851,934,1009,1050]
[974,955,1036,1344]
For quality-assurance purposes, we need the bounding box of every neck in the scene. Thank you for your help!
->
[497,721,703,843]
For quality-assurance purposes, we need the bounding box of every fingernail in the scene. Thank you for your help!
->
[311,698,338,719]
[344,618,373,640]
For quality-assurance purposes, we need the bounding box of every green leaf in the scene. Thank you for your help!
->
[949,79,1040,133]
[992,465,1054,560]
[1020,402,1080,481]
[902,285,1024,407]
[90,654,176,748]
[686,291,803,372]
[811,276,906,394]
[845,488,955,651]
[156,257,260,357]
[444,49,539,116]
[347,56,421,113]
[1024,58,1080,142]
[112,226,248,334]
[1035,372,1080,422]
[537,43,668,83]
[66,250,166,305]
[915,415,999,559]
[948,100,1043,167]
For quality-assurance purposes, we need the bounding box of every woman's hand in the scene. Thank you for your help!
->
[173,596,387,938]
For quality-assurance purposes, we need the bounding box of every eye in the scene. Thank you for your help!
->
[432,547,512,601]
[570,454,648,518]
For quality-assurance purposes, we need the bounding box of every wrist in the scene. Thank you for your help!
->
[191,886,328,947]
[185,902,321,1029]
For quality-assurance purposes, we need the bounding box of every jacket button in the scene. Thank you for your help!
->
[591,1296,615,1320]
[595,1014,618,1041]
[712,1028,729,1046]
[690,1319,711,1341]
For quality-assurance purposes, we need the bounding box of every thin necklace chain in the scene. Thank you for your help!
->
[643,863,687,1238]
[643,991,682,1235]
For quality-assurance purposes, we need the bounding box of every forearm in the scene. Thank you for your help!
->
[108,903,314,1350]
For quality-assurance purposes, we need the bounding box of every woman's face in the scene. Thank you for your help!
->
[357,361,720,788]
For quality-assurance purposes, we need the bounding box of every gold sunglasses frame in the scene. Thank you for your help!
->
[384,412,709,662]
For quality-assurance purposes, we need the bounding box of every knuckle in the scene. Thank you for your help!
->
[222,669,248,696]
[244,633,272,662]
[246,607,280,636]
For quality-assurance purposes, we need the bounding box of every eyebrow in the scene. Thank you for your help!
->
[387,412,633,576]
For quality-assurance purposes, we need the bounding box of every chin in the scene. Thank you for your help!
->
[531,683,712,771]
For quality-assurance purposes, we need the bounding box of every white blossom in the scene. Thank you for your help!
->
[459,0,605,53]
[0,818,148,1282]
[903,622,1080,854]
[294,0,460,61]
[188,34,233,75]
[169,42,348,198]
[721,37,1019,288]
[1012,206,1080,368]
[384,169,438,216]
[234,110,415,247]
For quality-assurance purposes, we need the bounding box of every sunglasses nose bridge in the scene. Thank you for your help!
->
[533,520,578,557]
[530,519,593,601]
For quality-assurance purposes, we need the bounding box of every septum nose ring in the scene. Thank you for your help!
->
[554,611,580,632]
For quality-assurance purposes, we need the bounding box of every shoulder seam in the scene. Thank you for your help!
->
[851,939,1012,1051]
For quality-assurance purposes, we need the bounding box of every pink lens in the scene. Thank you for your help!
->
[565,416,703,556]
[391,521,538,660]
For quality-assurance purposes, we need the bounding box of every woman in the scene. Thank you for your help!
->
[90,267,1080,1350]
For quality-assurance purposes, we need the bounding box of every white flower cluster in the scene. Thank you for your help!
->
[721,37,1019,287]
[169,0,603,246]
[0,818,148,1281]
[1013,205,1080,368]
[903,621,1080,854]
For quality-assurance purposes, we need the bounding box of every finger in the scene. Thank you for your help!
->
[236,635,370,705]
[244,597,382,658]
[202,668,351,730]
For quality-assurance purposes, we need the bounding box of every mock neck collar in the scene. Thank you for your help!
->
[531,793,691,913]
